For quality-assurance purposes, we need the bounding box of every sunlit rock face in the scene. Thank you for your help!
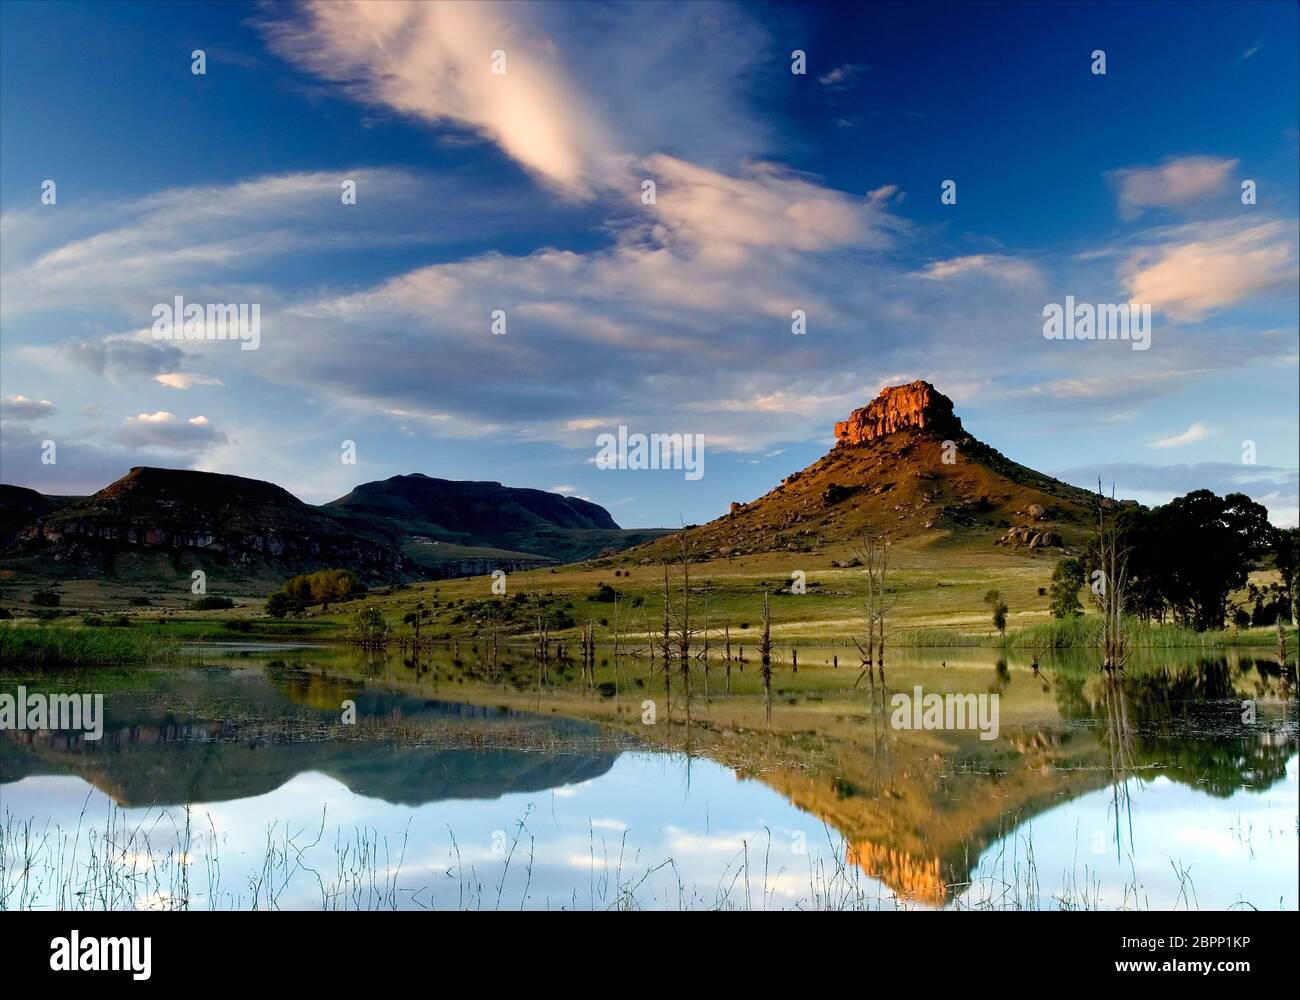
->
[833,380,962,446]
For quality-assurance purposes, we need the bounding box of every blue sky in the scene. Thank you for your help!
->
[1,0,1297,526]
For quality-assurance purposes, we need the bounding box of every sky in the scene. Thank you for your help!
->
[1,0,1297,528]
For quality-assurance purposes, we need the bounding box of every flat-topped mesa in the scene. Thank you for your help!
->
[833,380,962,447]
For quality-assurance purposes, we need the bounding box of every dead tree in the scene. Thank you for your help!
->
[1093,498,1131,673]
[853,530,895,687]
[759,589,774,723]
[724,624,733,693]
[659,562,674,697]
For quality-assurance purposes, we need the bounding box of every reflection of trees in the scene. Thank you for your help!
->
[264,661,364,712]
[1054,658,1295,798]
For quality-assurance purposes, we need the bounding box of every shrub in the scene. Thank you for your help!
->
[265,591,301,618]
[189,595,235,611]
[31,589,61,608]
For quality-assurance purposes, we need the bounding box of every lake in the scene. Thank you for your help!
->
[1,642,1295,910]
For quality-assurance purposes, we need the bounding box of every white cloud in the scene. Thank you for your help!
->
[154,373,223,390]
[1122,220,1298,321]
[261,1,612,196]
[1150,422,1211,449]
[1108,155,1238,219]
[259,0,772,198]
[915,254,1040,286]
[818,63,865,89]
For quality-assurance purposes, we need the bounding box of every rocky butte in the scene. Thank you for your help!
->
[833,380,962,446]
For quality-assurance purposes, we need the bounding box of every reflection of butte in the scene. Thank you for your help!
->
[741,664,1297,904]
[845,841,947,905]
[745,721,1117,904]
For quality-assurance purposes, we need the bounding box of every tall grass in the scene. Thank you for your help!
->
[0,624,178,667]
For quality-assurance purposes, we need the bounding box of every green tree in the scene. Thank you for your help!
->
[1127,491,1273,631]
[1274,526,1299,625]
[1049,557,1085,619]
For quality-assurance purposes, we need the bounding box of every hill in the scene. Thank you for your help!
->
[0,468,665,588]
[324,473,667,571]
[3,467,409,584]
[626,381,1106,563]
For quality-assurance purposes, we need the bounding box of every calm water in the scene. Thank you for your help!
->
[1,643,1295,910]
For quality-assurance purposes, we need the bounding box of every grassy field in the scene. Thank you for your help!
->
[266,533,1292,649]
[1,531,1291,649]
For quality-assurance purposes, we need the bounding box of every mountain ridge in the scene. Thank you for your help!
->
[0,468,660,585]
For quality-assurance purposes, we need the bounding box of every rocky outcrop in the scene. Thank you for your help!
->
[995,525,1062,550]
[833,380,962,446]
[821,483,860,507]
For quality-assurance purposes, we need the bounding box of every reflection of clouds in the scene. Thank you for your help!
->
[3,755,861,910]
[9,752,1293,910]
[663,828,767,857]
[962,770,1298,910]
[1169,826,1241,860]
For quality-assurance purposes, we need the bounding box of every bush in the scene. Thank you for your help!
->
[129,595,153,607]
[265,591,301,618]
[189,595,235,611]
[31,589,61,608]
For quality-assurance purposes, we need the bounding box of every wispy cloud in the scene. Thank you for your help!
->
[1150,422,1211,449]
[818,63,865,89]
[1107,155,1238,219]
[915,254,1040,287]
[154,373,223,390]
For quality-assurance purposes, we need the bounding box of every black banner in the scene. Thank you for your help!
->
[3,909,1290,986]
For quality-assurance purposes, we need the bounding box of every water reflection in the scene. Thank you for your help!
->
[0,645,1295,910]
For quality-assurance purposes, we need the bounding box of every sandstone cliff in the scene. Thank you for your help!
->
[833,380,962,446]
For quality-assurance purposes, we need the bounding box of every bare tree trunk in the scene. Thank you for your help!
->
[759,590,773,723]
[660,563,673,699]
[725,624,732,693]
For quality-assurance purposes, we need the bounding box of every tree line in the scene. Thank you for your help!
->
[1049,490,1297,632]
